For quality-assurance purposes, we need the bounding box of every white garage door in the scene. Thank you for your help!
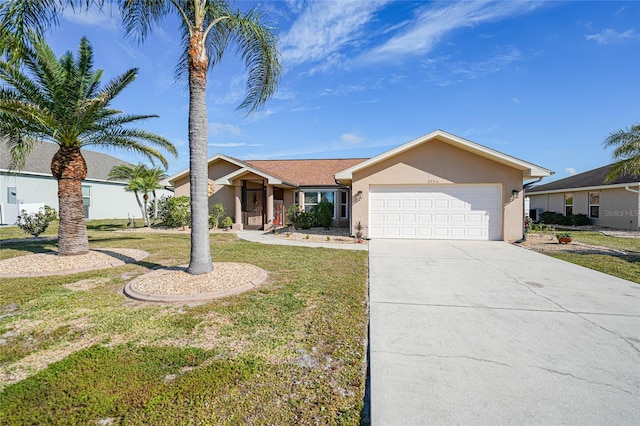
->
[369,185,502,240]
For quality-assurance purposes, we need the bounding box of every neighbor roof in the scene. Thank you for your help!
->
[0,141,131,182]
[334,129,553,183]
[527,163,640,194]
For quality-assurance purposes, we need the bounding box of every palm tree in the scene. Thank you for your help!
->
[109,163,167,227]
[604,123,640,182]
[0,0,281,274]
[0,34,177,255]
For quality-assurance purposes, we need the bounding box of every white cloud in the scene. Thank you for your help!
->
[565,167,578,176]
[281,1,390,67]
[361,1,542,64]
[585,29,639,45]
[208,122,244,137]
[341,133,364,144]
[61,7,119,30]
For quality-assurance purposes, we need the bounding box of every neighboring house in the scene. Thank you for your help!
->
[526,164,640,230]
[169,130,552,241]
[0,141,170,224]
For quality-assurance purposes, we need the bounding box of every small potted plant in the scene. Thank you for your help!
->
[556,232,572,244]
[222,216,234,231]
[354,221,364,243]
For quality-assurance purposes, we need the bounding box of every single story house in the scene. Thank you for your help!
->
[169,130,552,241]
[0,141,171,224]
[526,164,640,230]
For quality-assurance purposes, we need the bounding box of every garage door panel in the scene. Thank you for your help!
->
[369,185,502,240]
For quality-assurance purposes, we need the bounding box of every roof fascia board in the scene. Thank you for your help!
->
[527,182,640,195]
[335,130,552,180]
[215,166,293,186]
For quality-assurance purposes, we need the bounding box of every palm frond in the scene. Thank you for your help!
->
[604,122,640,181]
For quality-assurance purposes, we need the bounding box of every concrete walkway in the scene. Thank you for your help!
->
[237,230,368,251]
[369,240,640,425]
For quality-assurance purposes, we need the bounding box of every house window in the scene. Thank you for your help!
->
[7,187,16,204]
[589,192,600,218]
[564,193,573,216]
[302,191,336,218]
[294,191,299,205]
[339,191,348,219]
[82,185,91,218]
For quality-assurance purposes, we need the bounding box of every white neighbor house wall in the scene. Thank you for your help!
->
[1,172,172,225]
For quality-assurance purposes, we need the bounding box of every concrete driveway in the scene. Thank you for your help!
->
[369,240,640,425]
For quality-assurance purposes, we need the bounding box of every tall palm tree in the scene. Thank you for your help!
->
[0,34,177,255]
[0,0,281,274]
[604,122,640,182]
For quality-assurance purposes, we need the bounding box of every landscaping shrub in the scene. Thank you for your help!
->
[571,214,590,226]
[313,200,334,229]
[157,196,190,228]
[209,203,225,228]
[539,211,590,226]
[221,216,234,229]
[16,206,57,238]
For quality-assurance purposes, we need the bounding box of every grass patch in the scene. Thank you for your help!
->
[0,221,368,423]
[548,252,640,283]
[528,230,640,283]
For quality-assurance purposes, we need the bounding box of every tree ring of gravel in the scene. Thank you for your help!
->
[123,262,268,303]
[0,249,149,278]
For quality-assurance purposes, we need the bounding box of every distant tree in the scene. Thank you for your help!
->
[0,0,281,274]
[604,122,640,182]
[109,164,167,227]
[0,35,176,255]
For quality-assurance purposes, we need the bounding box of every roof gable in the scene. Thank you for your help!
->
[527,163,640,193]
[1,141,131,181]
[334,130,552,182]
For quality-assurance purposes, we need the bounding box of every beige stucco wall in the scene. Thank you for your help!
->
[351,138,525,241]
[528,187,639,229]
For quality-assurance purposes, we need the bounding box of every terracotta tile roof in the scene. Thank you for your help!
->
[527,163,640,193]
[244,158,367,186]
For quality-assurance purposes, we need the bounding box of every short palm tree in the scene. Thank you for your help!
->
[0,34,177,255]
[108,163,167,227]
[604,123,640,181]
[0,0,281,274]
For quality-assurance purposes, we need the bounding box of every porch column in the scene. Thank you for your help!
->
[233,185,243,230]
[266,185,274,230]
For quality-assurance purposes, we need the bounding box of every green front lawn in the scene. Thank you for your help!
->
[534,231,640,284]
[0,221,369,424]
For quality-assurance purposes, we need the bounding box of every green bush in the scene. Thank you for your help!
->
[16,206,57,238]
[221,216,233,229]
[157,196,190,228]
[539,211,590,226]
[209,203,225,228]
[571,214,590,226]
[313,200,334,229]
[298,212,313,229]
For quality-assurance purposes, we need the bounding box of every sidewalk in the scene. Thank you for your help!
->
[237,230,368,251]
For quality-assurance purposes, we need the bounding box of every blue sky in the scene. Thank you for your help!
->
[45,0,640,182]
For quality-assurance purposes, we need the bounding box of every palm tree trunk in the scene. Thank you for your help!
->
[152,189,159,226]
[142,192,150,227]
[133,191,144,228]
[187,31,213,275]
[51,146,89,255]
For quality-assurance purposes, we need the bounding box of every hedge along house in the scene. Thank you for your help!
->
[526,164,640,230]
[0,141,172,225]
[169,130,552,241]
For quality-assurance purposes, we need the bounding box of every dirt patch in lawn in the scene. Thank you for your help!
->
[272,227,365,245]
